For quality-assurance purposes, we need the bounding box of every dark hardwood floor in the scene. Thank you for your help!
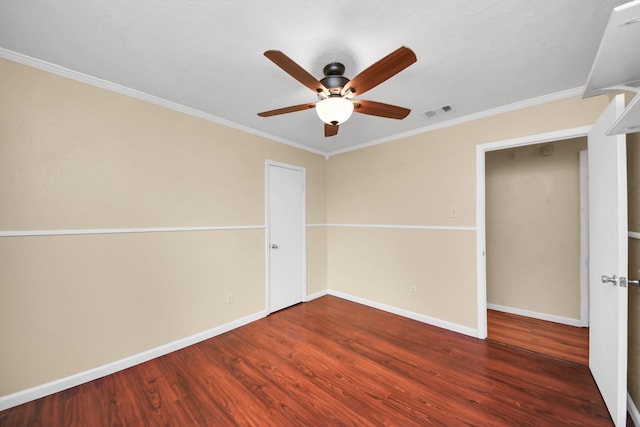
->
[487,309,589,366]
[0,296,614,426]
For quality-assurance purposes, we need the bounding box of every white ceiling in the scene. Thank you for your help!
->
[0,0,628,154]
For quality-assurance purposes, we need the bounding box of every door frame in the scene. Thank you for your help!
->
[579,149,590,325]
[475,126,592,338]
[265,160,307,313]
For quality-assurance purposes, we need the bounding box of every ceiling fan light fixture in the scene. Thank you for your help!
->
[315,97,354,125]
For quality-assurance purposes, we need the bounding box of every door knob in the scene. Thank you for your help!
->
[601,274,617,286]
[271,243,278,249]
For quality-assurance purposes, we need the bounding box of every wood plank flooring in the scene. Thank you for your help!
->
[0,296,614,426]
[487,309,590,366]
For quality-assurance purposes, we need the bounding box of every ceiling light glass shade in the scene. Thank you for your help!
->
[315,97,354,125]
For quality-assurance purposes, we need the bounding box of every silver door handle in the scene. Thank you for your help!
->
[628,279,639,287]
[601,274,617,286]
[271,243,278,249]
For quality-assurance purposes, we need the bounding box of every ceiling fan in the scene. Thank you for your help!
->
[258,47,417,137]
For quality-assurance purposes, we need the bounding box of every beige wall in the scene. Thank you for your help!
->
[628,131,640,408]
[327,96,609,330]
[486,138,586,319]
[328,227,477,327]
[0,58,326,396]
[4,54,638,409]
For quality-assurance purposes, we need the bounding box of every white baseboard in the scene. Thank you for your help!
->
[328,290,478,338]
[0,310,268,412]
[0,295,594,412]
[487,303,586,327]
[630,393,640,427]
[304,289,329,302]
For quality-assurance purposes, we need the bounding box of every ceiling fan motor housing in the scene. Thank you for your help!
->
[320,62,349,95]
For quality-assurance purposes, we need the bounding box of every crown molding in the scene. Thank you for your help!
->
[0,48,325,157]
[326,87,586,157]
[1,48,590,159]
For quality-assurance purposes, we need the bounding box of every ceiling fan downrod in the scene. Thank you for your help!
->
[320,62,349,96]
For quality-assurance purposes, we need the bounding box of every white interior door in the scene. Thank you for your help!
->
[267,162,305,313]
[588,94,628,426]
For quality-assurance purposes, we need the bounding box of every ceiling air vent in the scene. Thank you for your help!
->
[423,105,452,119]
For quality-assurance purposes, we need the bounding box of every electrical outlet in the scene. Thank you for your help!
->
[448,207,457,218]
[410,286,417,296]
[226,292,234,304]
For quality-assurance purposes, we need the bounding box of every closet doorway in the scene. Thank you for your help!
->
[484,137,589,364]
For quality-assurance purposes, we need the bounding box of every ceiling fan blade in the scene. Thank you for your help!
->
[353,100,411,119]
[264,50,329,95]
[257,103,316,117]
[324,123,339,137]
[342,47,416,97]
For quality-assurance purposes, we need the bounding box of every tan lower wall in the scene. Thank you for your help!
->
[0,230,265,394]
[306,225,328,296]
[327,227,477,328]
[0,58,327,397]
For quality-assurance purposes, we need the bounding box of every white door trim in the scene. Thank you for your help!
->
[265,160,307,313]
[475,126,592,338]
[579,150,590,326]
